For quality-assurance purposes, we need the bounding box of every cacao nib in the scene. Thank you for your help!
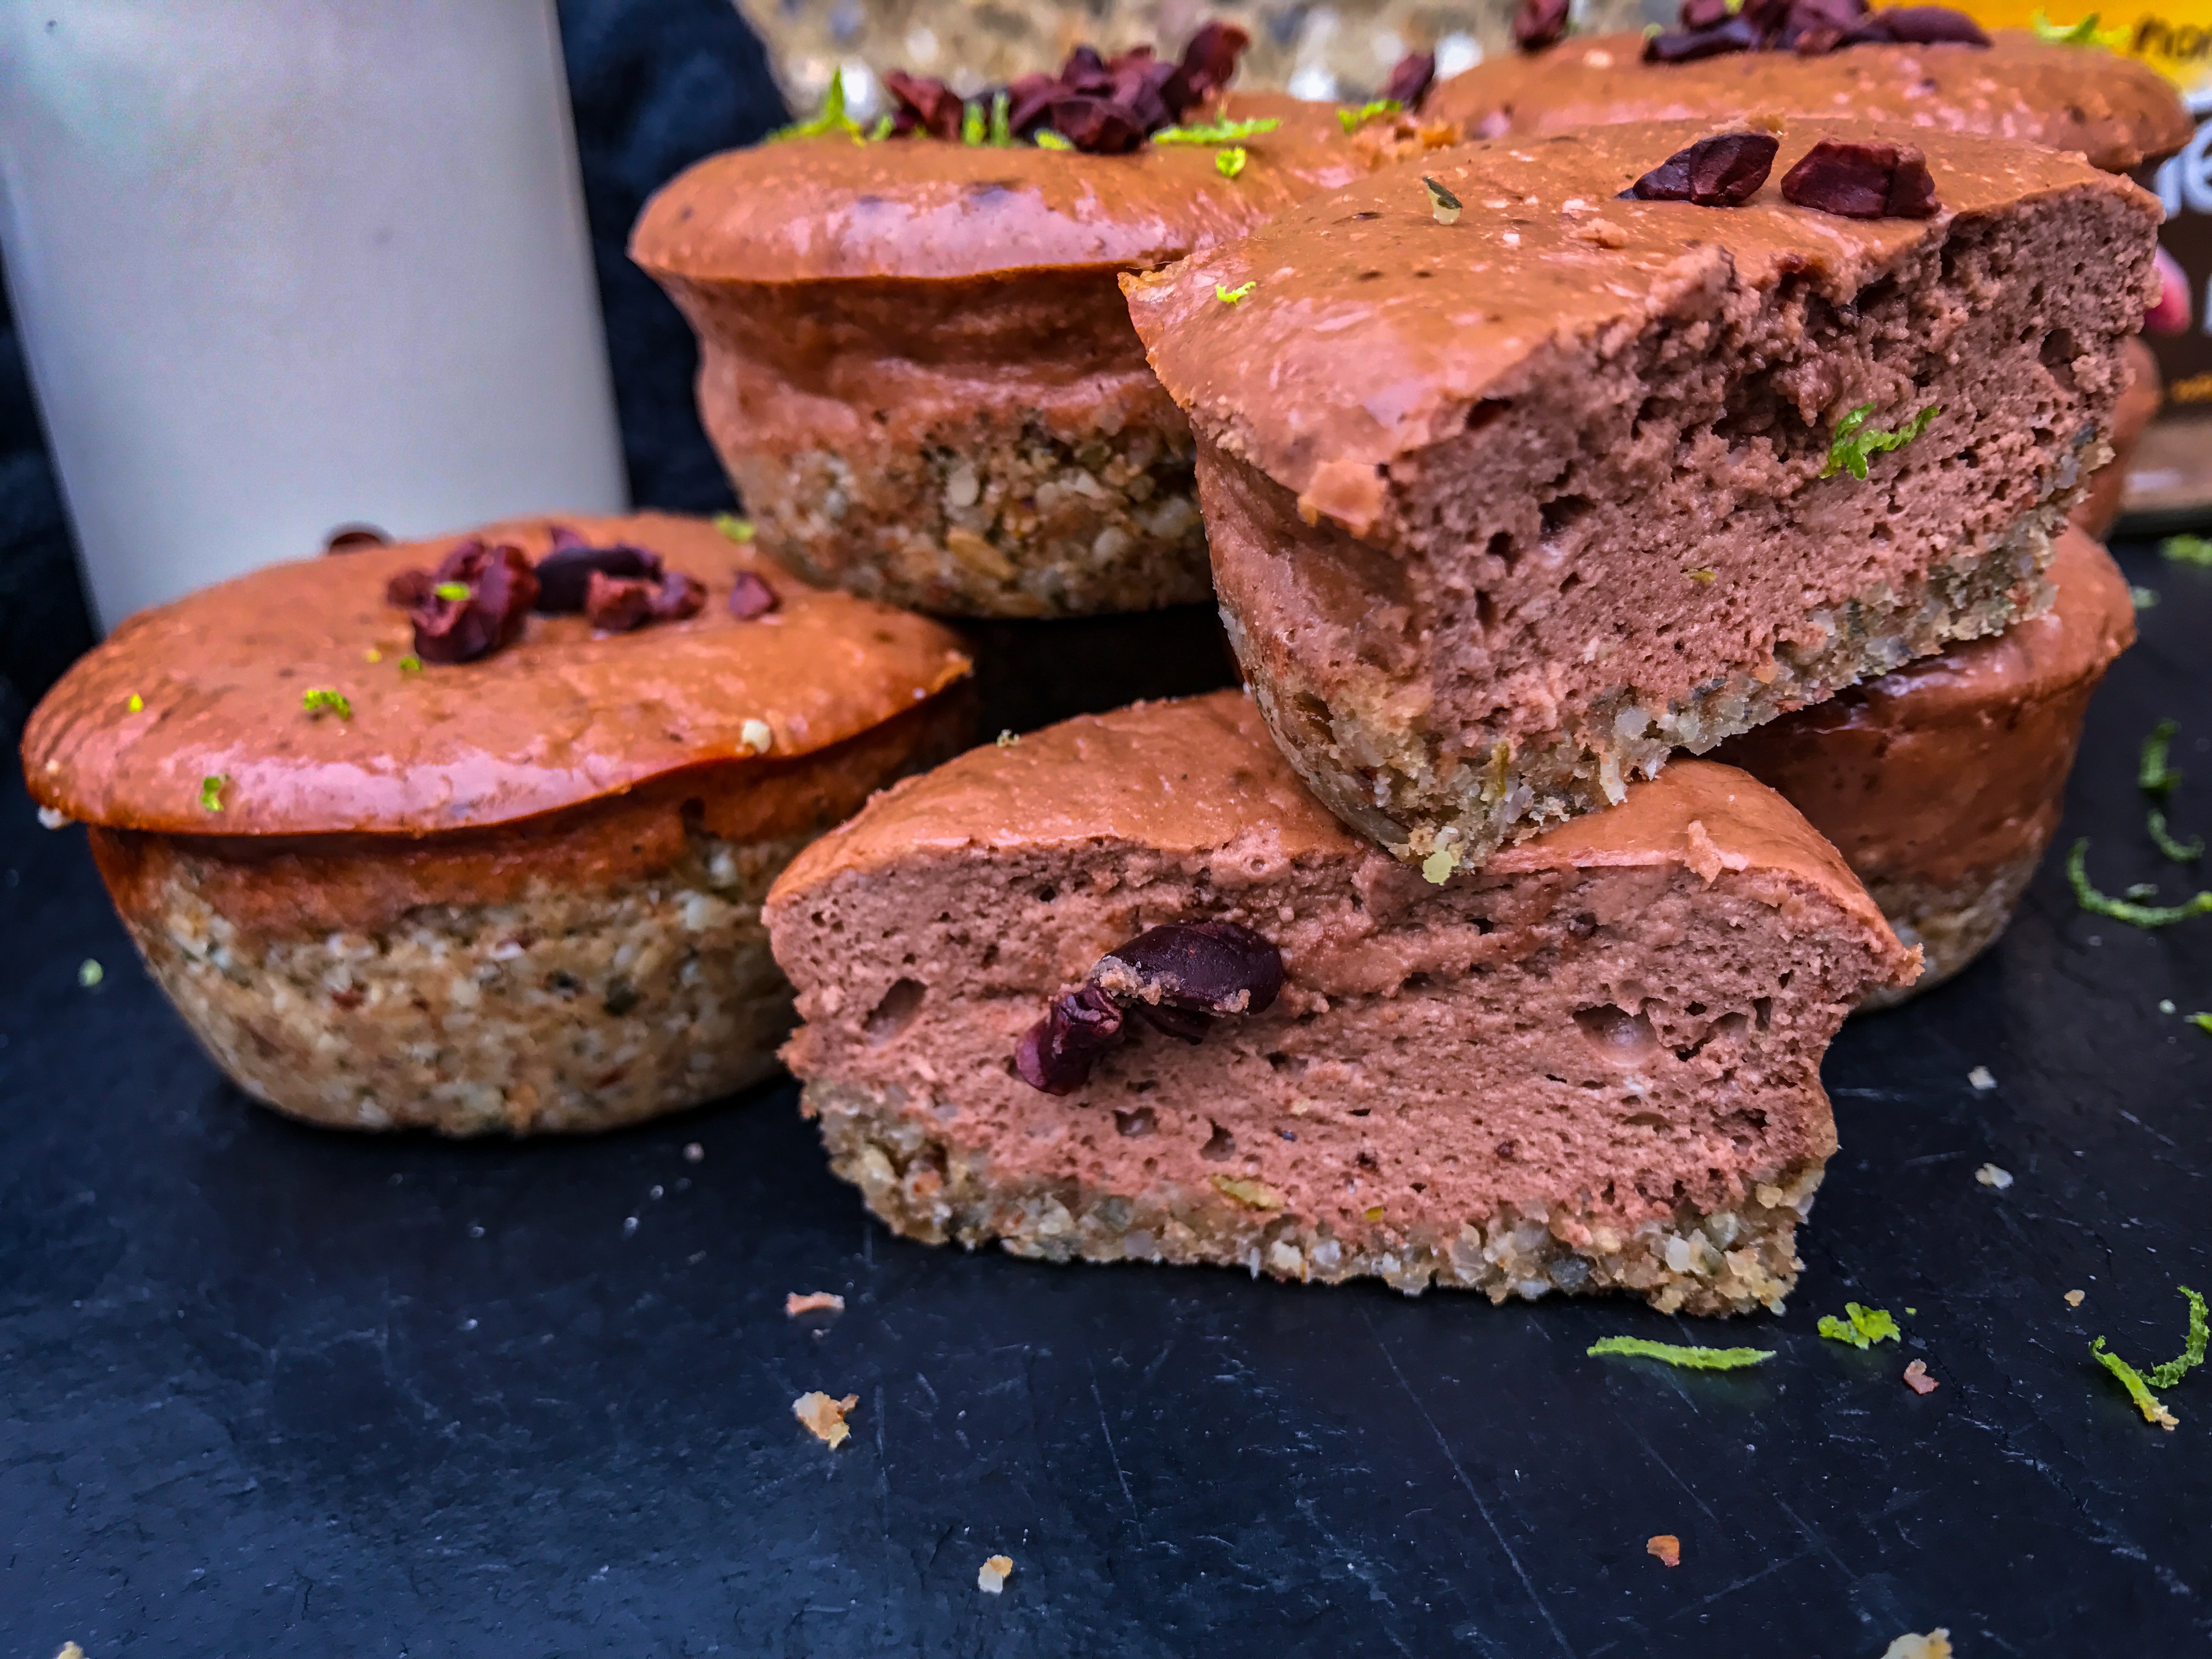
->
[1644,15,1760,60]
[584,570,657,633]
[1050,93,1147,153]
[1092,920,1285,1018]
[1620,131,1778,206]
[1176,21,1249,104]
[534,526,665,613]
[727,569,780,620]
[1514,0,1572,50]
[324,523,390,554]
[385,567,435,608]
[1383,49,1437,110]
[651,569,707,622]
[408,540,539,664]
[1014,984,1125,1094]
[883,69,966,140]
[1858,4,1989,43]
[1780,136,1940,218]
[1012,918,1286,1094]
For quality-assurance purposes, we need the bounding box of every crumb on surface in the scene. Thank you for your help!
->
[1881,1633,1953,1659]
[2067,1289,2086,1307]
[1975,1163,2013,1190]
[57,1645,85,1659]
[1903,1359,1940,1395]
[793,1390,859,1448]
[684,1142,704,1162]
[1967,1065,1996,1091]
[978,1554,1014,1594]
[1645,1533,1681,1567]
[38,805,71,830]
[786,1291,846,1317]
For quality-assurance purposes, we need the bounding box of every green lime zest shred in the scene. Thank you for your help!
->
[2032,8,2104,41]
[2162,532,2212,567]
[398,655,423,675]
[2150,808,2204,863]
[126,692,144,712]
[2132,585,2160,610]
[1215,280,1256,306]
[2188,1012,2212,1034]
[2140,718,2182,795]
[961,99,985,145]
[1817,1302,1902,1350]
[2093,1339,2177,1426]
[1034,129,1074,150]
[200,774,227,813]
[301,687,353,721]
[866,114,895,142]
[1216,145,1248,179]
[432,581,471,602]
[1588,1336,1774,1371]
[2147,1285,2208,1389]
[1154,116,1281,144]
[2066,838,2212,928]
[714,514,756,544]
[768,74,861,143]
[1336,98,1402,134]
[989,91,1012,146]
[1820,403,1938,481]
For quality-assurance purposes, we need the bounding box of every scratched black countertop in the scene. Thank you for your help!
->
[4,540,2209,1657]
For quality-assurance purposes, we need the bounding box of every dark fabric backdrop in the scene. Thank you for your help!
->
[0,0,786,740]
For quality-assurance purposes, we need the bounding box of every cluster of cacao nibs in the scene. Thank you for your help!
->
[1514,0,1986,56]
[884,22,1249,154]
[1014,920,1285,1094]
[1620,131,1939,217]
[383,526,778,665]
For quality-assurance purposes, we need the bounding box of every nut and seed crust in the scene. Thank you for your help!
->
[809,1077,1821,1315]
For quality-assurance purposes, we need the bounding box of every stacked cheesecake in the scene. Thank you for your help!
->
[761,116,2159,1312]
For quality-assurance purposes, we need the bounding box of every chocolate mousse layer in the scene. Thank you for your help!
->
[1426,31,2192,175]
[1714,527,2132,1007]
[631,92,1434,620]
[1125,121,2160,871]
[766,692,1915,1315]
[23,513,973,1135]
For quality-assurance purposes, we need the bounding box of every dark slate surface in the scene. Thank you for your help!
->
[4,540,2209,1657]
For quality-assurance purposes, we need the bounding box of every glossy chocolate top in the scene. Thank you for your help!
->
[1426,31,2192,173]
[22,513,973,838]
[630,93,1378,284]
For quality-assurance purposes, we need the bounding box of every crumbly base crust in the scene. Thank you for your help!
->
[115,827,809,1136]
[1235,511,2061,867]
[1856,847,2044,1013]
[806,1079,1821,1316]
[731,405,1211,619]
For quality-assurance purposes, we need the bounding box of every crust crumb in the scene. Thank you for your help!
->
[1881,1633,1953,1659]
[2066,1289,2086,1307]
[793,1390,860,1448]
[786,1291,846,1316]
[1680,819,1748,884]
[978,1554,1014,1594]
[1903,1359,1940,1395]
[1975,1163,2014,1190]
[1645,1533,1681,1567]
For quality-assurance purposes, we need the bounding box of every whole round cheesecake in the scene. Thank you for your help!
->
[631,33,1449,621]
[1713,527,2133,1006]
[21,512,973,1136]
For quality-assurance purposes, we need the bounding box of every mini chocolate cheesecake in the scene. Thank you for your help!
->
[1427,11,2192,534]
[22,513,973,1136]
[765,692,1915,1315]
[630,32,1450,621]
[1714,527,2133,1007]
[1125,121,2160,871]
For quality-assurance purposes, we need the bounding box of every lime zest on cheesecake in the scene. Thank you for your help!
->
[1337,98,1402,134]
[200,774,228,813]
[1820,403,1937,481]
[1154,116,1280,144]
[769,74,862,143]
[1215,281,1256,305]
[1216,146,1248,179]
[301,687,353,721]
[1588,1336,1774,1370]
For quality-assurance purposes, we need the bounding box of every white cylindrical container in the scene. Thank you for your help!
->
[0,0,628,630]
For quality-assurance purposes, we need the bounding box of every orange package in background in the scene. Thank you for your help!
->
[1960,3,2212,522]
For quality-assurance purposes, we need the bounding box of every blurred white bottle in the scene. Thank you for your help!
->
[0,0,627,630]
